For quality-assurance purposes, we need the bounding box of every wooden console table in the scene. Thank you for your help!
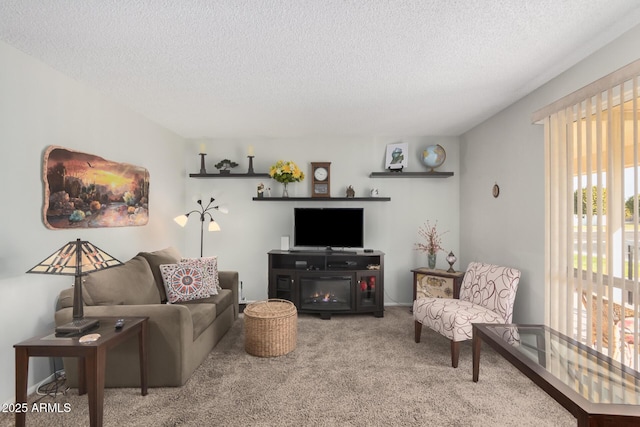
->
[14,316,148,427]
[473,323,640,426]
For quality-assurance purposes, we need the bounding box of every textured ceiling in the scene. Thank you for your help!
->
[2,1,640,138]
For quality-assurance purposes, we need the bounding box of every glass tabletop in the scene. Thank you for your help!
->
[484,324,640,405]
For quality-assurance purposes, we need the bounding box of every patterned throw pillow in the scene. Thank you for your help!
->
[180,256,220,296]
[159,264,210,304]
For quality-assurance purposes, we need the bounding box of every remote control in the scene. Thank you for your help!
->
[115,319,125,330]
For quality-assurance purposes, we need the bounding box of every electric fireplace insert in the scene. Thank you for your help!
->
[300,276,352,312]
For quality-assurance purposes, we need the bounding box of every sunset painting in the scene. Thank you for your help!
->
[43,146,149,229]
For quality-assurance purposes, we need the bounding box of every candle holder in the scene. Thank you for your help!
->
[199,153,207,174]
[247,155,255,174]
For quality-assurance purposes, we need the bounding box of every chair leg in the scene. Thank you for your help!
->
[451,340,460,368]
[414,321,422,343]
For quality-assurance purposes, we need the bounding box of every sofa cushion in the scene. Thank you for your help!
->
[180,288,234,315]
[137,247,182,303]
[180,256,220,295]
[159,263,211,304]
[83,255,161,306]
[178,303,217,340]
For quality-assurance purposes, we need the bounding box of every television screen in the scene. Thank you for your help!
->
[294,208,364,249]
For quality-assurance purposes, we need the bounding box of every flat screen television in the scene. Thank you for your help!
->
[293,208,364,250]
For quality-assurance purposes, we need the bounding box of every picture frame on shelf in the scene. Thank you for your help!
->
[385,142,408,171]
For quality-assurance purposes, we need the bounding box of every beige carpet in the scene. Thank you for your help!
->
[1,306,576,426]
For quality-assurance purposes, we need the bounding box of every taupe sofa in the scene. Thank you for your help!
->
[54,247,238,388]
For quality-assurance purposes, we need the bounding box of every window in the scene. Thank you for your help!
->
[534,59,640,369]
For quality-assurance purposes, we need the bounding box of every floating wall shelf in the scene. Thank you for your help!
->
[189,173,270,178]
[369,171,453,178]
[252,197,391,202]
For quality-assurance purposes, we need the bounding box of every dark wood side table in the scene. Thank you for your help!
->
[14,316,148,427]
[410,268,465,312]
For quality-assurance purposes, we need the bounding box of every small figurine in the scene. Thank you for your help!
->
[346,185,355,198]
[257,183,265,198]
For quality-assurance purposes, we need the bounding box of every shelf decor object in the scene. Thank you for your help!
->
[247,145,255,174]
[27,238,123,334]
[422,144,446,172]
[269,160,305,198]
[311,162,331,198]
[214,159,239,174]
[385,142,408,171]
[199,143,207,174]
[174,197,228,257]
[247,156,255,174]
[199,153,207,174]
[346,185,355,198]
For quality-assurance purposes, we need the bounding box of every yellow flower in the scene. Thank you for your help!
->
[269,160,304,183]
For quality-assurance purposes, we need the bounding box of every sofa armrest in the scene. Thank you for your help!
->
[55,303,195,385]
[55,303,194,346]
[56,287,74,311]
[218,271,239,319]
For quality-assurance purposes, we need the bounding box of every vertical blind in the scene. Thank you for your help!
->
[533,59,640,370]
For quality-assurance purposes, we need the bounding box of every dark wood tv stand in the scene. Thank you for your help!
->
[268,250,384,319]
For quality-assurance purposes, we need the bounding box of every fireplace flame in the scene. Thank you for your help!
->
[310,291,336,303]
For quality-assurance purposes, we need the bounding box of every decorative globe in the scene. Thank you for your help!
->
[422,144,446,171]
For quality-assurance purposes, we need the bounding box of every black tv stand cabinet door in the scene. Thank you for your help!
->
[268,250,384,318]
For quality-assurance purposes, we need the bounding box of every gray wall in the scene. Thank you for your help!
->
[0,41,185,404]
[180,136,461,305]
[460,23,640,324]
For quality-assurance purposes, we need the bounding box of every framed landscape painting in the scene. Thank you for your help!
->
[42,146,150,229]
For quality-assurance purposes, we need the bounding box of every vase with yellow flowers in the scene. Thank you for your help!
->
[415,220,448,269]
[269,160,305,197]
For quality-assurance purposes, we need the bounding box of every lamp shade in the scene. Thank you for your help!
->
[208,220,221,232]
[174,214,189,227]
[27,238,122,322]
[27,239,122,276]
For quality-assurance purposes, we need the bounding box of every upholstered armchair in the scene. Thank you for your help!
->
[413,262,521,367]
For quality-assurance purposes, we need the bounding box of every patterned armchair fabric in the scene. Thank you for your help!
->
[413,262,521,367]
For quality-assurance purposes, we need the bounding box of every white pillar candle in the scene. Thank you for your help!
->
[247,145,254,156]
[199,143,206,154]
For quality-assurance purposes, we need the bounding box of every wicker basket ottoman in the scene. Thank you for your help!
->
[244,299,297,357]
